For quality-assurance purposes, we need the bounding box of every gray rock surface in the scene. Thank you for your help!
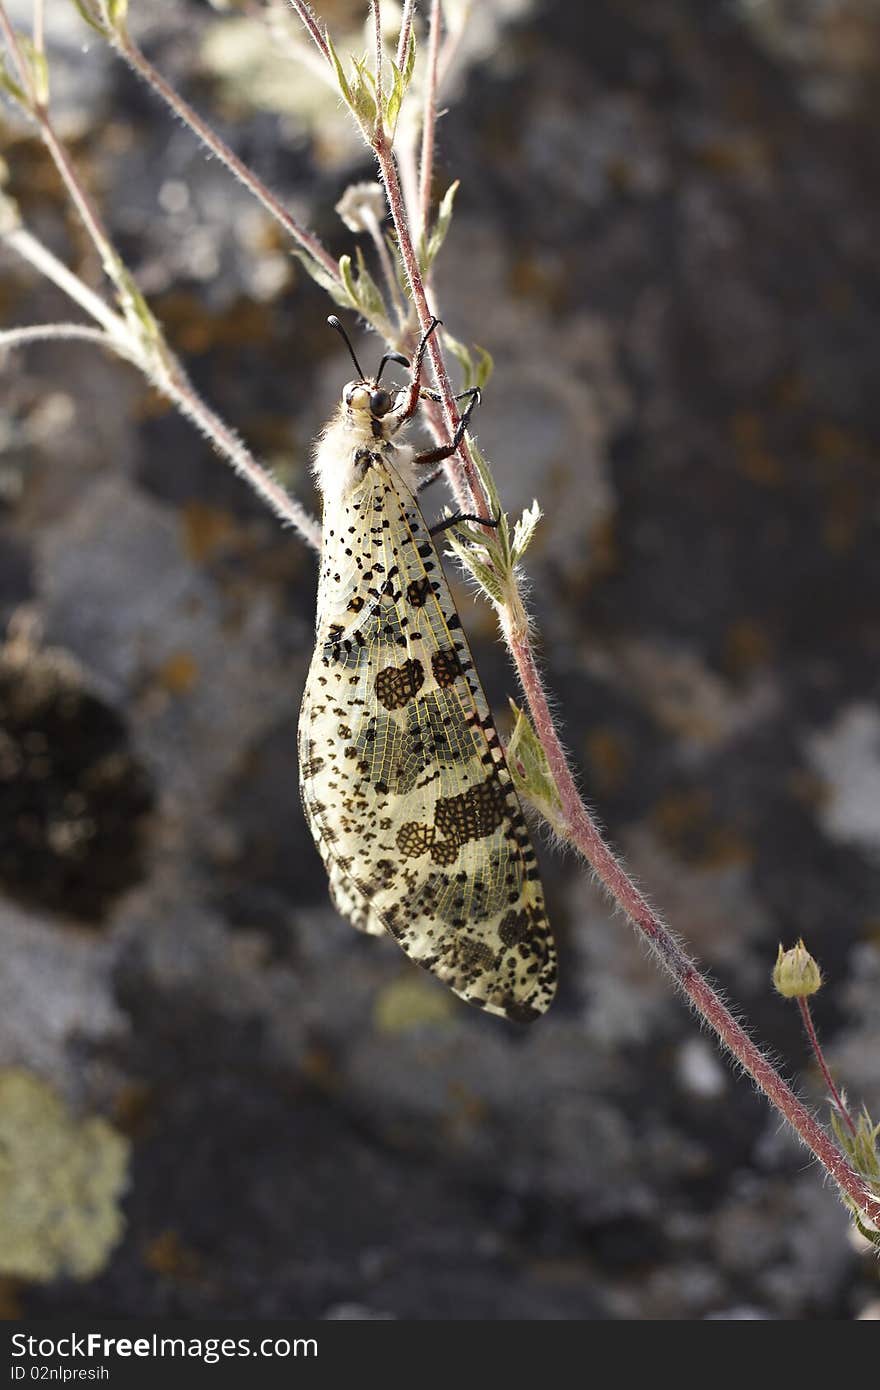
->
[1,0,878,1319]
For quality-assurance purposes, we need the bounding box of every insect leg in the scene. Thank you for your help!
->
[399,315,443,421]
[413,387,482,468]
[429,510,501,538]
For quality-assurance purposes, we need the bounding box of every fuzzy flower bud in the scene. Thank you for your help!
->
[773,940,823,998]
[335,182,387,234]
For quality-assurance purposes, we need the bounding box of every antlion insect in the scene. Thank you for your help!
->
[298,315,557,1021]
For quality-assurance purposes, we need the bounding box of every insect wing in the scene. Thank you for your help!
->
[298,456,556,1020]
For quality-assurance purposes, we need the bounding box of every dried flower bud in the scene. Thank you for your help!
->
[335,182,386,234]
[773,939,823,998]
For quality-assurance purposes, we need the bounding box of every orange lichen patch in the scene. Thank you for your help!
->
[156,651,199,696]
[651,788,752,869]
[585,727,629,794]
[181,500,236,564]
[722,618,773,679]
[143,1229,202,1281]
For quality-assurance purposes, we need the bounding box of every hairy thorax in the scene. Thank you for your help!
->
[312,407,418,512]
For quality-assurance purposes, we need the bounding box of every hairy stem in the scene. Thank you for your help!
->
[287,0,330,64]
[504,620,880,1225]
[2,222,134,344]
[396,0,417,69]
[798,997,858,1139]
[418,0,442,244]
[153,358,322,549]
[0,323,116,352]
[109,21,340,281]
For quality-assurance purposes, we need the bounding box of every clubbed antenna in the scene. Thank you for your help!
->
[327,315,366,379]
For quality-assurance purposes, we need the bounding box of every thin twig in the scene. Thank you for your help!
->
[0,1,120,281]
[108,21,341,281]
[396,0,417,69]
[32,0,44,57]
[361,205,406,328]
[373,128,483,514]
[372,0,383,130]
[155,359,322,548]
[504,622,880,1227]
[0,323,117,352]
[287,0,330,64]
[798,996,859,1139]
[418,0,441,244]
[1,222,134,343]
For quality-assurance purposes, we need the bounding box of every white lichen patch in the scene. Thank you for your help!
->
[805,702,880,854]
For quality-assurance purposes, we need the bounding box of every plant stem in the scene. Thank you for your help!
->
[396,0,417,69]
[153,358,322,548]
[287,0,330,64]
[1,221,135,344]
[798,996,858,1139]
[109,21,341,281]
[418,0,441,244]
[0,323,116,351]
[504,620,880,1226]
[373,128,483,515]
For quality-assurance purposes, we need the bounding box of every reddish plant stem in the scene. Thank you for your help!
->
[798,997,858,1139]
[417,0,442,244]
[111,23,340,282]
[396,0,417,69]
[287,0,331,64]
[505,622,880,1225]
[373,129,484,517]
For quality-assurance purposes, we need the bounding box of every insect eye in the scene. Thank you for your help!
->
[344,383,371,411]
[370,388,392,417]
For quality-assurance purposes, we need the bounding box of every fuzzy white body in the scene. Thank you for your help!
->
[298,393,556,1020]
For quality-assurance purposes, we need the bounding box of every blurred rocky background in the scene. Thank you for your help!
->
[1,0,879,1319]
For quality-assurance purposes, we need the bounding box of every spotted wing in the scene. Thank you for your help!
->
[298,458,556,1021]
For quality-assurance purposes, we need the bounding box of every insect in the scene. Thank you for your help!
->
[298,315,557,1021]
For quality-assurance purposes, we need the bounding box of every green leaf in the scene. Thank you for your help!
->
[326,31,355,114]
[18,36,49,105]
[354,247,387,322]
[473,344,494,389]
[385,59,405,136]
[422,180,459,274]
[106,0,128,26]
[511,500,542,562]
[442,330,473,388]
[70,0,110,36]
[292,249,357,312]
[350,55,377,130]
[506,700,564,821]
[0,61,27,107]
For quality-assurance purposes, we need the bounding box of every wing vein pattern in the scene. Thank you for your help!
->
[299,454,556,1021]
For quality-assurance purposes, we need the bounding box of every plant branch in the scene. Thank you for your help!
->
[396,0,417,69]
[0,322,116,352]
[107,18,340,281]
[287,0,330,64]
[1,220,135,344]
[504,621,880,1228]
[418,0,441,244]
[798,996,858,1139]
[152,357,322,548]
